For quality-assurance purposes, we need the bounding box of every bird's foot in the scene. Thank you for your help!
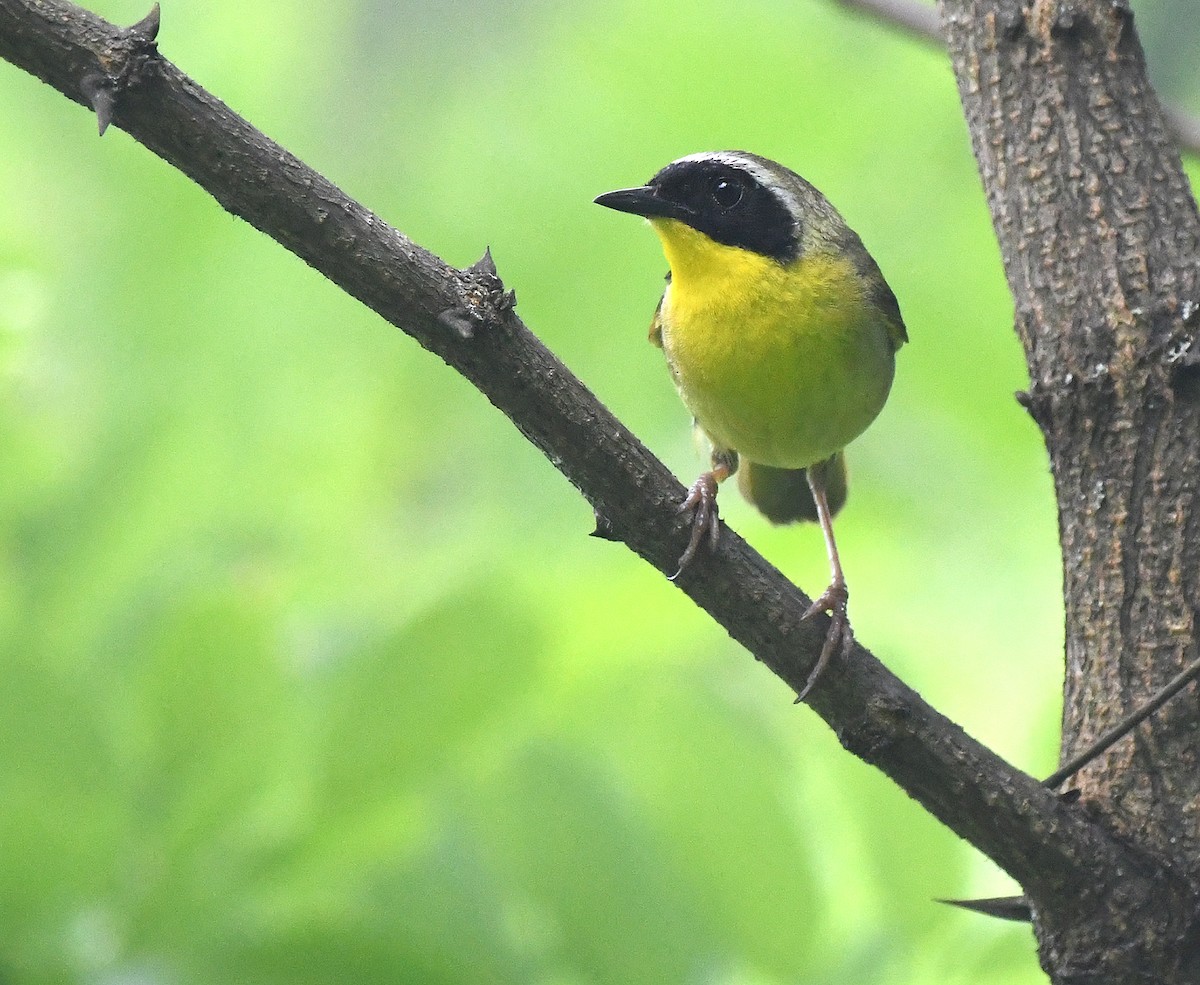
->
[802,580,848,622]
[670,472,721,580]
[795,581,853,703]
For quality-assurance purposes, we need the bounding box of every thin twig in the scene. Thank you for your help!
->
[837,0,939,40]
[1043,650,1200,789]
[937,652,1200,925]
[833,0,1200,156]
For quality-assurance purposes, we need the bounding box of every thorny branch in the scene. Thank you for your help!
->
[0,0,1193,957]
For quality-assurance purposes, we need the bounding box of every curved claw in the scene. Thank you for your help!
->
[670,472,721,580]
[795,582,853,703]
[802,580,848,622]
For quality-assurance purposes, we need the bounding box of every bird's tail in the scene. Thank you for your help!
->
[737,452,847,524]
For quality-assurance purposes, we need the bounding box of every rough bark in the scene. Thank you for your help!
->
[941,0,1200,980]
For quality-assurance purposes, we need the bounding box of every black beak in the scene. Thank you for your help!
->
[594,185,690,221]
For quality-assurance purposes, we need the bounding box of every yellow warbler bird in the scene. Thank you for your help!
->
[596,151,906,700]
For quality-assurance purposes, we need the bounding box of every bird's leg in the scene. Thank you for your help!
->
[796,464,854,702]
[671,448,738,580]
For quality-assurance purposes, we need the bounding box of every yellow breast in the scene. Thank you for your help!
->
[650,218,896,469]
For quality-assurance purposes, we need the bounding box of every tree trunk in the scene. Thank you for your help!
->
[942,0,1200,980]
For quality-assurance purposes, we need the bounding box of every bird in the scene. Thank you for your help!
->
[595,151,907,701]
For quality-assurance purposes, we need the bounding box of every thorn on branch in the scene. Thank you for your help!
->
[80,3,163,137]
[1014,387,1052,430]
[457,247,517,329]
[589,509,620,541]
[80,73,117,135]
[467,247,498,278]
[127,3,162,42]
[937,895,1033,923]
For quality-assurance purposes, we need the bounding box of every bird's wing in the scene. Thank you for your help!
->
[649,272,671,348]
[649,294,664,348]
[834,226,908,350]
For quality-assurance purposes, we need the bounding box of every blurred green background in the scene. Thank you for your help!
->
[1,0,1197,982]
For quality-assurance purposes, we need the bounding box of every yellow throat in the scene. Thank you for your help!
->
[648,217,897,470]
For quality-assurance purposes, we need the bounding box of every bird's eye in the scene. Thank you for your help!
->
[711,177,744,209]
